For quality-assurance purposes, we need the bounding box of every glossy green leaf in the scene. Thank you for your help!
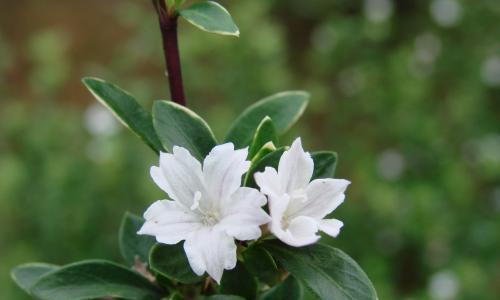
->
[153,100,216,161]
[225,91,309,148]
[31,260,162,300]
[243,245,280,285]
[220,262,257,299]
[206,295,246,300]
[82,77,163,153]
[179,1,239,36]
[263,241,378,300]
[311,152,338,180]
[260,276,303,300]
[248,116,278,159]
[11,263,59,294]
[149,243,202,284]
[119,212,156,266]
[244,147,285,187]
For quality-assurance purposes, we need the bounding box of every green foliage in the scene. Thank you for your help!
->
[248,117,278,159]
[179,1,239,36]
[263,241,378,300]
[30,260,162,300]
[149,243,203,284]
[10,264,59,295]
[225,91,309,148]
[220,263,258,299]
[242,246,280,285]
[82,77,163,153]
[311,152,338,179]
[153,100,217,160]
[119,212,156,266]
[259,276,303,300]
[244,147,286,187]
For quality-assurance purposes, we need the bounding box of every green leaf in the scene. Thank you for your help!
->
[153,100,216,161]
[179,1,239,36]
[220,262,257,300]
[206,296,246,300]
[311,152,338,180]
[225,91,309,148]
[248,116,278,159]
[260,276,303,300]
[244,147,285,187]
[119,212,156,266]
[263,241,378,300]
[31,260,162,300]
[11,263,59,294]
[149,243,203,284]
[82,77,163,153]
[242,246,280,285]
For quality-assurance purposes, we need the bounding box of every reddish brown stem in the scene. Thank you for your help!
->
[154,0,186,106]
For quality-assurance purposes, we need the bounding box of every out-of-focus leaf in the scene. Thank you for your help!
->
[11,263,59,295]
[259,275,303,300]
[119,212,156,266]
[248,116,278,159]
[225,91,309,148]
[82,77,163,153]
[179,1,239,36]
[311,152,338,180]
[153,100,216,161]
[149,243,203,284]
[263,241,377,300]
[220,262,257,300]
[30,260,162,300]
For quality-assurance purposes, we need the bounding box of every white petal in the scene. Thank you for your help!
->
[152,149,205,209]
[288,178,350,220]
[183,227,237,283]
[254,167,282,198]
[218,187,270,240]
[138,200,201,244]
[319,219,344,238]
[278,138,314,193]
[202,143,250,205]
[285,216,321,245]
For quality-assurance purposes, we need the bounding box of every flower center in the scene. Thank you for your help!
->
[201,212,219,226]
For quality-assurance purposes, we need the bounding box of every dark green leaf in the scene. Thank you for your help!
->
[149,243,203,284]
[244,147,285,187]
[220,262,257,300]
[225,91,309,148]
[263,241,378,300]
[11,263,59,294]
[31,260,162,300]
[82,77,163,153]
[260,276,303,300]
[179,1,239,36]
[119,212,156,266]
[206,295,246,300]
[243,245,280,285]
[311,152,338,180]
[248,116,278,159]
[153,100,216,161]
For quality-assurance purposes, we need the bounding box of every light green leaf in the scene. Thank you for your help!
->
[30,260,162,300]
[220,263,257,299]
[248,116,278,159]
[82,77,163,153]
[311,152,338,180]
[149,243,203,284]
[260,275,303,300]
[179,1,239,36]
[242,245,280,285]
[263,241,378,300]
[153,100,216,161]
[225,91,309,148]
[244,147,285,187]
[119,212,156,266]
[11,263,59,294]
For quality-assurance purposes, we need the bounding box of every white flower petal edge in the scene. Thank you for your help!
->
[255,138,350,247]
[138,143,270,283]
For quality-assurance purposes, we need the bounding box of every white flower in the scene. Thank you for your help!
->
[138,144,270,283]
[255,138,350,247]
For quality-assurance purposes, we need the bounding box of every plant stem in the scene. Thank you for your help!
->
[154,0,186,106]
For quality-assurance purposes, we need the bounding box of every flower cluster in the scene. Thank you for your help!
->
[138,138,350,283]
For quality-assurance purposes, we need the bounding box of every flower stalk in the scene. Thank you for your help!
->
[154,0,186,106]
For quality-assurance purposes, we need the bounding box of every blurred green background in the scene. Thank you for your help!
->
[1,0,499,299]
